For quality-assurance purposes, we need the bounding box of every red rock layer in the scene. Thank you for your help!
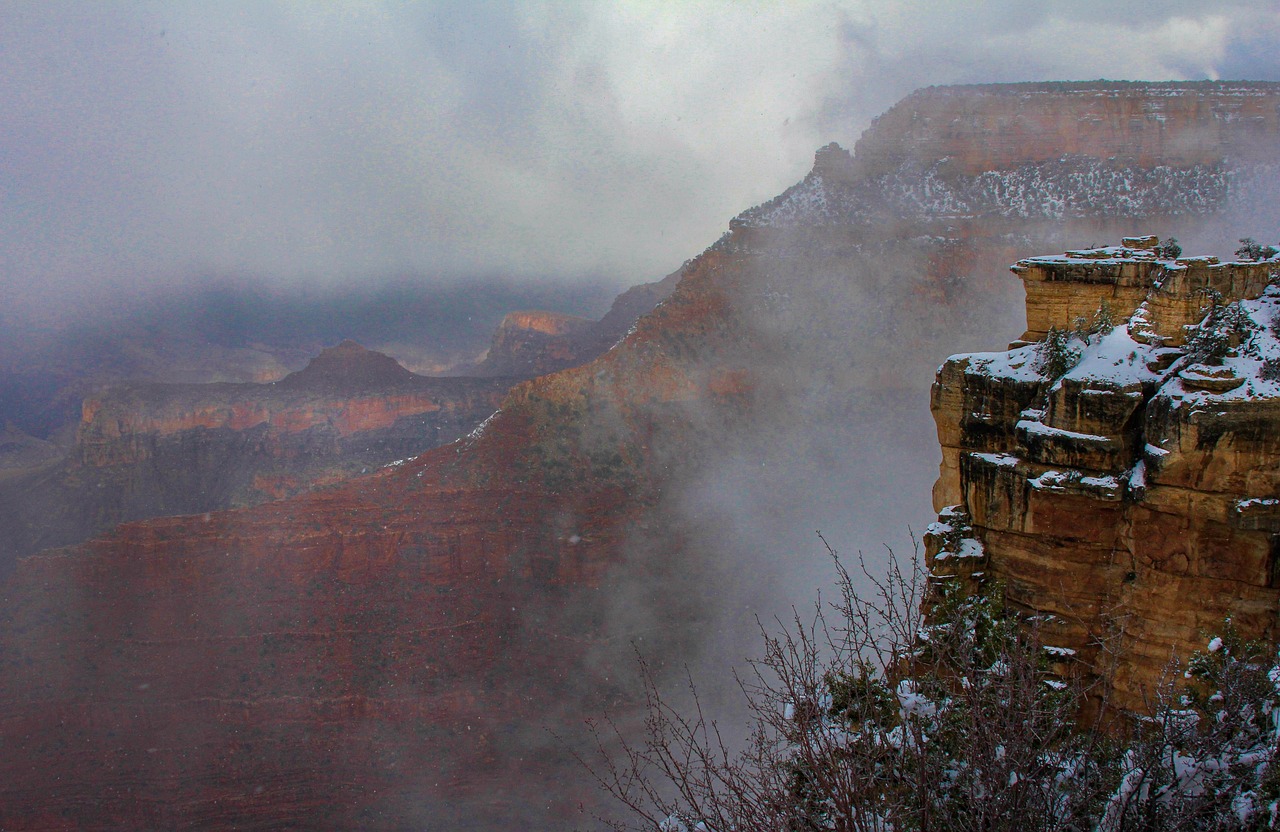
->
[0,344,513,573]
[852,81,1280,178]
[1,447,639,829]
[0,250,742,829]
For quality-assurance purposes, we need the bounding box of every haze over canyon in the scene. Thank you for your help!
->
[3,77,1280,829]
[7,3,1280,830]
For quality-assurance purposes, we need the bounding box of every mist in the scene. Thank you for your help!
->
[7,4,1280,828]
[5,1,1279,327]
[583,149,1280,769]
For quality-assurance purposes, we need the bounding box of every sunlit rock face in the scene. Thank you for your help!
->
[0,342,511,573]
[478,309,596,378]
[928,237,1280,712]
[471,270,683,379]
[5,81,1280,829]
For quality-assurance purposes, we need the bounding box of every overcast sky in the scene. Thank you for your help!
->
[4,1,1280,318]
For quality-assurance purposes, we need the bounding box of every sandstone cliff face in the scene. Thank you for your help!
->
[0,342,511,574]
[5,82,1280,829]
[928,236,1280,711]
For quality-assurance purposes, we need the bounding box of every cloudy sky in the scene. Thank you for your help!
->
[4,1,1280,318]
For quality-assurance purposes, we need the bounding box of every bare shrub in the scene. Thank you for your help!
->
[581,544,1280,831]
[581,543,1112,831]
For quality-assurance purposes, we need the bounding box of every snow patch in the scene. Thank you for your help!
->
[1017,420,1111,444]
[970,452,1021,469]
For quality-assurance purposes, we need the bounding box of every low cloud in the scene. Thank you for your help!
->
[2,1,1277,322]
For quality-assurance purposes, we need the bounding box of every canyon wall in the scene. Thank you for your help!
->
[0,280,677,573]
[928,236,1280,711]
[0,254,731,830]
[0,342,511,573]
[853,81,1280,178]
[733,81,1280,256]
[4,82,1280,828]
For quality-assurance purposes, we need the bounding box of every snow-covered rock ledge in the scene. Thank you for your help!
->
[928,236,1280,712]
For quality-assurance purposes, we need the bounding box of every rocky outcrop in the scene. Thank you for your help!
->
[6,81,1280,828]
[0,342,511,573]
[928,236,1280,711]
[472,309,594,377]
[472,271,682,378]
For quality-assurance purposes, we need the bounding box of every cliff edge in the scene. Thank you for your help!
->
[928,235,1280,711]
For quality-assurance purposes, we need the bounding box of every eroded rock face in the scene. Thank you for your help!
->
[6,81,1280,828]
[852,82,1280,178]
[0,343,511,573]
[471,271,682,379]
[929,238,1280,711]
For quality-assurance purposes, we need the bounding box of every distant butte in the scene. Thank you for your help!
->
[469,269,682,378]
[276,339,417,391]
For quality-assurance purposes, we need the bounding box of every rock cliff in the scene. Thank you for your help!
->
[928,236,1280,711]
[853,81,1280,178]
[5,81,1280,828]
[732,81,1280,250]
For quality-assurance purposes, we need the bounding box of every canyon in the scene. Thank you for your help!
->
[3,81,1280,829]
[0,278,617,442]
[0,274,675,573]
[0,342,512,574]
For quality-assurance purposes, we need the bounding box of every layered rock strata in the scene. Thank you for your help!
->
[928,237,1280,710]
[0,342,511,572]
[732,81,1280,252]
[0,458,639,830]
[0,252,735,830]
